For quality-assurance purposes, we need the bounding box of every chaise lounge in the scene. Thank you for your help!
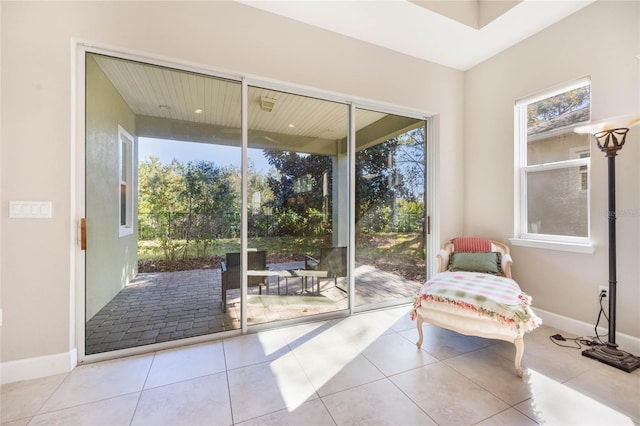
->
[412,237,541,377]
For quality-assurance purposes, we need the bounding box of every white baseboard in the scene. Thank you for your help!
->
[536,308,640,354]
[1,349,77,385]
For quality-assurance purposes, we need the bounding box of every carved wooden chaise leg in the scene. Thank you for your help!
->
[415,313,424,348]
[514,336,524,378]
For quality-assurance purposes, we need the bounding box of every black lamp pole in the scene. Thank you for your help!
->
[606,151,617,344]
[595,128,628,344]
[581,128,640,372]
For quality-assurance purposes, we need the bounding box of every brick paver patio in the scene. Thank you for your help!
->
[85,262,420,355]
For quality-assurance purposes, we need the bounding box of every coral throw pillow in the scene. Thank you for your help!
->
[452,237,492,252]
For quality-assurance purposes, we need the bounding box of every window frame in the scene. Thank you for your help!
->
[512,79,594,253]
[118,125,135,237]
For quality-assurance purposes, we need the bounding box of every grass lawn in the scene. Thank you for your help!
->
[138,232,426,282]
[138,235,333,261]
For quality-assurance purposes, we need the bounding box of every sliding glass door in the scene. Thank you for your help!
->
[82,49,430,357]
[84,53,243,354]
[354,108,427,309]
[246,86,350,325]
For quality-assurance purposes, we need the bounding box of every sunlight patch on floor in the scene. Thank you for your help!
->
[264,308,408,411]
[526,369,634,425]
[257,321,328,357]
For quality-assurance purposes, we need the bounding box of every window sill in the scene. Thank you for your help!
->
[119,227,134,237]
[509,238,595,254]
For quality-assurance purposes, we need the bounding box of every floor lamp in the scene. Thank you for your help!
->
[576,116,640,373]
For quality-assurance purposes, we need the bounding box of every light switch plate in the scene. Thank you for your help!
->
[9,201,52,218]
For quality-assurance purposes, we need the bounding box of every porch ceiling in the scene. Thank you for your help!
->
[93,55,423,155]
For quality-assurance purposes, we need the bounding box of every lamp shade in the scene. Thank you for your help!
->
[594,128,629,156]
[574,114,640,134]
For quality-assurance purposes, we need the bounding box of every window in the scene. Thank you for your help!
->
[514,79,591,248]
[570,147,590,191]
[118,126,134,236]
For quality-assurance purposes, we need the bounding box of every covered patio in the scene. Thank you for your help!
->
[85,262,421,355]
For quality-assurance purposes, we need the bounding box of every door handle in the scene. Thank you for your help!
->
[81,218,87,250]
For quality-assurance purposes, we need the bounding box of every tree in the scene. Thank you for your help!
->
[355,138,398,229]
[261,151,333,236]
[138,157,240,260]
[394,128,425,202]
[263,139,408,235]
[264,151,332,214]
[527,85,590,126]
[180,161,238,256]
[138,157,185,260]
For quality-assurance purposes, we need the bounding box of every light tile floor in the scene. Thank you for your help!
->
[2,305,639,425]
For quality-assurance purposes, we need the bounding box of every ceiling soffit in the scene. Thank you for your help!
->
[409,0,522,29]
[236,0,594,70]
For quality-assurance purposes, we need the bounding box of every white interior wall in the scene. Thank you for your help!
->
[464,0,640,339]
[0,1,3,351]
[0,0,464,381]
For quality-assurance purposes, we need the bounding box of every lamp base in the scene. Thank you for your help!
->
[582,342,640,373]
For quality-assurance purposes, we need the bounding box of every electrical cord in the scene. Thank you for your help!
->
[549,289,610,349]
[593,290,609,344]
[549,334,582,349]
[549,334,603,349]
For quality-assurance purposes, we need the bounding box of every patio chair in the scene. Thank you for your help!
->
[221,250,269,312]
[304,246,347,291]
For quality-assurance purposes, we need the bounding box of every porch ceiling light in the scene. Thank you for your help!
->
[260,96,277,112]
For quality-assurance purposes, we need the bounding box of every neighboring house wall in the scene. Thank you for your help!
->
[0,1,464,377]
[85,55,138,320]
[526,131,590,237]
[464,0,640,339]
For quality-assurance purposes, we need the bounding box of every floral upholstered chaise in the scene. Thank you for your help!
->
[412,237,541,377]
